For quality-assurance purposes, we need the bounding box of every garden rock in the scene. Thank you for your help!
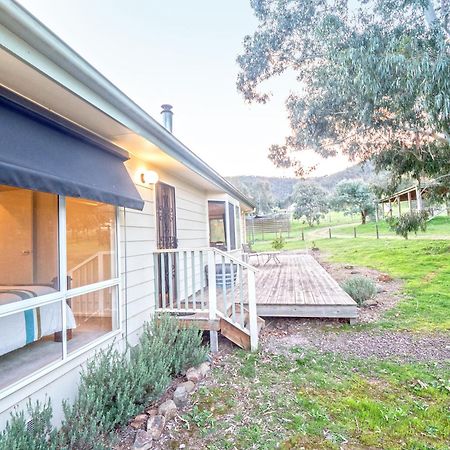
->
[179,380,195,393]
[376,284,386,293]
[158,399,177,420]
[173,385,189,407]
[197,361,211,377]
[186,367,202,382]
[147,415,165,440]
[130,414,148,429]
[146,408,157,416]
[133,429,153,450]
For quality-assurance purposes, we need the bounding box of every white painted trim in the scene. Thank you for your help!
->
[224,200,231,252]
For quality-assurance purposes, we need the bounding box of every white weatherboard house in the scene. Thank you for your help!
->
[0,1,260,427]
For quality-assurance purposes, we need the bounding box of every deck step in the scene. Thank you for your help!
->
[219,316,251,350]
[226,303,265,333]
[166,312,221,331]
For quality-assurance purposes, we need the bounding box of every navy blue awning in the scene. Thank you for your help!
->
[0,90,144,210]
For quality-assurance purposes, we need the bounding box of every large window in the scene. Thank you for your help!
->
[0,186,119,393]
[208,200,241,252]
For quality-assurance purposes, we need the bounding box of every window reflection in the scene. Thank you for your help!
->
[67,286,118,354]
[66,198,116,288]
[0,185,58,290]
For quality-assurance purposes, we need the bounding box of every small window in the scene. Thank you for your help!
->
[235,205,241,250]
[228,203,236,250]
[208,201,227,250]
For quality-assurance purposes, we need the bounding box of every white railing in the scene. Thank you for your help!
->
[153,247,259,351]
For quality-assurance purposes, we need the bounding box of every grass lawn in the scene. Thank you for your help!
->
[181,350,449,449]
[251,217,449,332]
[316,238,450,332]
[334,216,450,239]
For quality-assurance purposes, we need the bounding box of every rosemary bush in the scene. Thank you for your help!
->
[0,400,57,450]
[341,276,377,306]
[0,315,208,449]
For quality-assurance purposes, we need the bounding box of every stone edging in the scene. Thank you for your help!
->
[131,361,211,450]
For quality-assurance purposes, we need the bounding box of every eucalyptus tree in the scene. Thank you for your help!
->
[292,182,329,226]
[333,180,375,224]
[237,0,450,187]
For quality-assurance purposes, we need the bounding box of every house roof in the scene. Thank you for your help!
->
[0,0,255,210]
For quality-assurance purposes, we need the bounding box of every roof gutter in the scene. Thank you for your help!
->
[0,0,255,210]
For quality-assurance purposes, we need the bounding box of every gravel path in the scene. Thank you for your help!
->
[262,320,450,364]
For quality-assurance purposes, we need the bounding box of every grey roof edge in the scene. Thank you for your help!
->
[0,0,256,210]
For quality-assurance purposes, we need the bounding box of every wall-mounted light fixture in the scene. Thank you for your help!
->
[141,170,159,185]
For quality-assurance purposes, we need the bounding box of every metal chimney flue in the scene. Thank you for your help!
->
[161,104,173,133]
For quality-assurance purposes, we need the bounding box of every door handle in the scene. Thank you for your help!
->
[22,250,31,255]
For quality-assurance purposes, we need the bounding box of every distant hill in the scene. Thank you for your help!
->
[227,162,375,205]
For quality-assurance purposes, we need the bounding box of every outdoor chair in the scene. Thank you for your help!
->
[242,243,262,265]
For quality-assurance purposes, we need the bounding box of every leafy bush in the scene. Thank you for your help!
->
[387,210,429,239]
[272,234,285,250]
[1,315,208,450]
[0,400,57,450]
[341,276,377,306]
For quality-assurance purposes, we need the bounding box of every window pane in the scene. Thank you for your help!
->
[228,203,236,250]
[0,301,63,391]
[208,201,227,250]
[67,286,118,354]
[0,186,59,293]
[66,198,117,289]
[235,206,241,249]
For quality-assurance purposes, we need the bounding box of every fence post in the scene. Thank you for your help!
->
[376,224,379,239]
[353,227,356,238]
[329,228,332,239]
[207,250,218,353]
[301,229,304,241]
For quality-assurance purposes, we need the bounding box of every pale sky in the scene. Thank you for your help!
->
[18,0,352,178]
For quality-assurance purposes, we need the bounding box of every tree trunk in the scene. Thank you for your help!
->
[361,211,366,224]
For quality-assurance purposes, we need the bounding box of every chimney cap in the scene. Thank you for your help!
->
[161,104,173,113]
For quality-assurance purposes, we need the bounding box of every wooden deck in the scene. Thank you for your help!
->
[250,253,358,320]
[162,252,358,329]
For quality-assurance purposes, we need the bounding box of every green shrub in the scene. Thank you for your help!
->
[387,210,429,239]
[60,314,207,448]
[272,235,285,250]
[0,400,57,450]
[59,346,137,449]
[341,276,377,306]
[0,315,208,450]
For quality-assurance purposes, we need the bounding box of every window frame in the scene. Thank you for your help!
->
[0,193,122,399]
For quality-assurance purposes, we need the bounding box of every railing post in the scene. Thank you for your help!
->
[207,250,219,353]
[247,269,258,351]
